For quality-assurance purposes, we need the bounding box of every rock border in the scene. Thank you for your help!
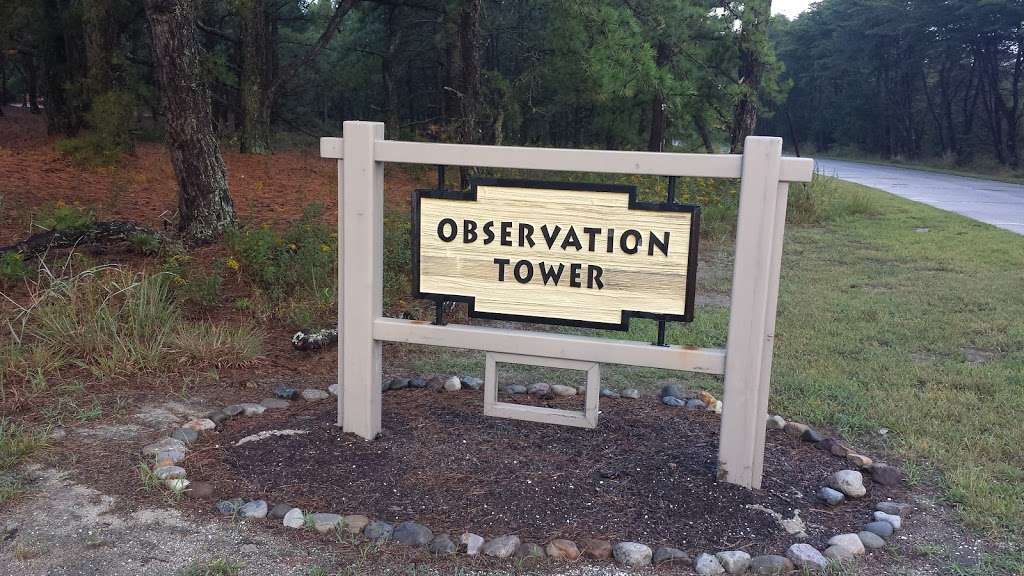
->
[140,377,909,573]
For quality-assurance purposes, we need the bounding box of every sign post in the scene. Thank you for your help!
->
[322,121,813,489]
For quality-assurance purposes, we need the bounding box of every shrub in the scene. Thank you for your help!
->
[54,91,136,168]
[162,254,223,309]
[35,201,96,232]
[0,253,28,286]
[129,232,163,256]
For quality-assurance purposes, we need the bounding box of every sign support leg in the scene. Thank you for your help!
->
[340,121,385,440]
[718,136,786,489]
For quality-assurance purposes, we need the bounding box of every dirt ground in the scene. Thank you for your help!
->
[0,109,993,575]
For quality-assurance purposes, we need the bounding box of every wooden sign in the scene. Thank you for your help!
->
[413,178,700,329]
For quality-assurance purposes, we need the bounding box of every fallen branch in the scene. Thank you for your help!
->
[292,327,338,351]
[0,221,164,258]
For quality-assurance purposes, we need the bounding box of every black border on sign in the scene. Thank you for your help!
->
[411,177,701,331]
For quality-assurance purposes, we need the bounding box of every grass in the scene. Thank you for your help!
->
[0,418,48,504]
[177,558,244,576]
[397,177,1024,558]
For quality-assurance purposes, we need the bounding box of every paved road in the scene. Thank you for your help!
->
[814,159,1024,235]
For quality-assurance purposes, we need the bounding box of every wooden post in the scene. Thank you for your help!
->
[718,136,786,489]
[339,121,385,439]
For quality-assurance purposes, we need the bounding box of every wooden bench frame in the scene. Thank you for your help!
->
[321,121,813,489]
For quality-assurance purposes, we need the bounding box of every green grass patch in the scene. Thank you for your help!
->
[0,418,49,504]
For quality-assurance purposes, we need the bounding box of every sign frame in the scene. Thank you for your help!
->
[320,121,814,490]
[410,177,702,331]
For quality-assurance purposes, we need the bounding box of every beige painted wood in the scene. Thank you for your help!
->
[373,317,726,374]
[484,352,600,428]
[339,121,385,440]
[419,185,693,324]
[718,136,785,489]
[318,137,814,183]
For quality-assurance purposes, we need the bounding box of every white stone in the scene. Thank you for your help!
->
[283,508,305,529]
[461,532,484,555]
[716,551,752,574]
[695,553,725,575]
[301,389,330,401]
[786,543,829,569]
[766,415,786,429]
[550,384,577,397]
[612,542,652,567]
[165,478,189,491]
[874,510,903,530]
[711,400,723,413]
[328,384,341,396]
[827,533,866,556]
[443,376,462,392]
[312,513,342,533]
[239,500,268,518]
[830,469,866,497]
[239,402,266,416]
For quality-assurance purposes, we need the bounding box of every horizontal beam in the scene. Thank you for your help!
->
[319,137,814,183]
[373,317,726,374]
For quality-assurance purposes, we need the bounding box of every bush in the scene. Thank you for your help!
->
[0,253,28,286]
[54,91,136,168]
[35,201,96,232]
[162,254,224,309]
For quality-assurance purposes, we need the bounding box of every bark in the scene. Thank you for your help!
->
[41,0,87,132]
[239,0,273,154]
[143,0,235,243]
[693,113,714,153]
[382,7,402,137]
[82,0,117,99]
[647,42,671,152]
[728,0,770,154]
[458,0,481,144]
[0,221,164,258]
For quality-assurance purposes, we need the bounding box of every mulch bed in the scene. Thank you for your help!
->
[185,389,906,557]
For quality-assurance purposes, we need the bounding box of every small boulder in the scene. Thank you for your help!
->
[874,510,902,530]
[876,501,912,517]
[443,376,462,392]
[786,543,828,570]
[153,466,186,480]
[694,553,725,575]
[273,385,298,399]
[801,427,824,443]
[871,463,903,486]
[847,453,873,468]
[858,530,886,549]
[461,532,484,555]
[154,449,186,467]
[313,513,343,533]
[171,427,198,444]
[239,500,268,519]
[783,421,809,438]
[165,478,189,491]
[183,418,215,432]
[527,382,551,396]
[830,469,867,497]
[748,555,794,575]
[716,550,752,574]
[863,520,894,538]
[600,388,620,399]
[341,514,370,534]
[545,539,580,561]
[269,503,292,519]
[221,404,246,417]
[239,403,266,416]
[328,383,342,395]
[392,521,433,546]
[818,486,845,506]
[482,535,520,558]
[142,437,187,456]
[823,545,856,563]
[515,542,545,561]
[766,415,786,429]
[260,398,290,409]
[551,384,577,397]
[612,542,652,567]
[215,498,244,515]
[283,508,305,529]
[581,538,612,559]
[652,547,690,565]
[388,377,409,390]
[816,438,836,452]
[662,396,686,407]
[685,399,706,409]
[827,533,865,556]
[429,534,457,555]
[409,378,428,389]
[503,384,528,394]
[364,520,394,541]
[660,383,686,400]
[830,441,854,458]
[462,376,483,390]
[620,388,641,399]
[301,389,330,401]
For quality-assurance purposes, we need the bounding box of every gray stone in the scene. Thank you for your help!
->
[341,515,370,534]
[848,453,873,468]
[620,388,641,399]
[652,547,691,565]
[871,463,903,486]
[817,486,845,506]
[749,555,794,575]
[545,539,580,560]
[874,510,902,530]
[784,421,809,437]
[142,437,187,456]
[482,535,520,558]
[183,418,215,432]
[443,376,462,392]
[612,542,652,567]
[801,427,824,443]
[273,385,298,399]
[823,545,856,563]
[209,411,230,425]
[260,398,290,409]
[685,398,707,409]
[766,415,786,429]
[171,427,198,444]
[600,388,620,399]
[660,383,686,400]
[830,469,867,497]
[551,384,577,397]
[816,438,836,452]
[269,503,292,519]
[462,376,483,390]
[313,513,343,533]
[461,532,484,555]
[786,543,828,570]
[215,498,244,515]
[409,378,428,389]
[239,500,268,519]
[876,501,912,517]
[364,520,394,541]
[516,542,546,560]
[827,533,865,556]
[153,466,186,480]
[328,383,341,396]
[715,551,751,574]
[829,441,854,458]
[503,384,528,394]
[283,508,304,529]
[301,389,330,401]
[864,520,894,538]
[858,530,886,549]
[239,403,266,416]
[429,534,457,555]
[662,396,686,407]
[388,378,409,390]
[221,404,245,417]
[528,382,551,396]
[392,521,432,546]
[694,553,725,575]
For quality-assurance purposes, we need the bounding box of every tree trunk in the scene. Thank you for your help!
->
[41,0,86,131]
[729,0,771,154]
[458,0,481,144]
[647,42,671,152]
[693,113,714,153]
[382,7,402,137]
[143,0,235,243]
[82,0,117,99]
[239,0,273,154]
